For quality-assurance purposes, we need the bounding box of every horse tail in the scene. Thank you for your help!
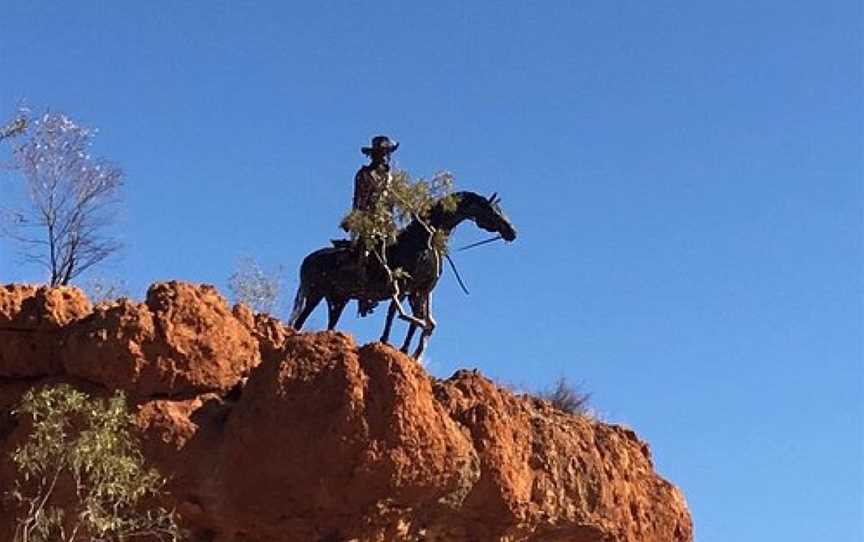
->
[288,276,309,329]
[288,247,338,330]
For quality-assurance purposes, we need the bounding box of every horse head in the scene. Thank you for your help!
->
[453,191,517,242]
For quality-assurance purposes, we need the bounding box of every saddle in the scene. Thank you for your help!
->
[330,239,354,250]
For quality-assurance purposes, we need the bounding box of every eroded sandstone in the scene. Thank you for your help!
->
[0,282,692,542]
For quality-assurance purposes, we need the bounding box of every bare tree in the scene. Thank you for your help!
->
[2,111,123,286]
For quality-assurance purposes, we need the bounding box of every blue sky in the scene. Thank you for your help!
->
[1,2,861,540]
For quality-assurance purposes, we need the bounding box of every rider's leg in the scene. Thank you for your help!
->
[357,247,377,316]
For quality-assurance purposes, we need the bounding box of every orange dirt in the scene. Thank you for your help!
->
[0,281,692,542]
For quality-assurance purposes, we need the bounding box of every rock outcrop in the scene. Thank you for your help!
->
[0,284,91,377]
[63,282,260,397]
[0,282,692,542]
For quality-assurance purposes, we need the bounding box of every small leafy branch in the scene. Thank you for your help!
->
[339,169,458,325]
[340,169,457,254]
[8,385,180,542]
[0,112,28,141]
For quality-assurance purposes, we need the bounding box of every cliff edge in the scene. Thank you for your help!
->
[0,282,692,542]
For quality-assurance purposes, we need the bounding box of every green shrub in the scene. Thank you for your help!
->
[8,384,180,542]
[340,169,457,254]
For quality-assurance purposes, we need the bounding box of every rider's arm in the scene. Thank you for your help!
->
[355,168,377,212]
[353,169,365,211]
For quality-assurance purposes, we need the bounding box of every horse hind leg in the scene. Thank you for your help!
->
[327,298,349,330]
[400,323,418,354]
[291,291,323,331]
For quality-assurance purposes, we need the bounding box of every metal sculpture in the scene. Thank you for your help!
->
[289,191,516,358]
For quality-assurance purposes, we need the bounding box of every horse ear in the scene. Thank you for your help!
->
[488,192,498,203]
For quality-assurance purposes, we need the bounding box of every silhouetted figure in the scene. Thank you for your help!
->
[353,135,398,214]
[291,191,517,358]
[345,135,399,316]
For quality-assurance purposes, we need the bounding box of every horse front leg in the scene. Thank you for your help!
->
[386,283,427,329]
[400,322,418,354]
[412,295,436,360]
[400,293,424,354]
[380,297,401,344]
[290,292,323,331]
[371,242,423,328]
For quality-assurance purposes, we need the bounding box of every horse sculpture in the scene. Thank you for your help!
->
[288,191,517,358]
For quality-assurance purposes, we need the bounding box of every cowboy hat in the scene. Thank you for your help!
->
[361,135,399,155]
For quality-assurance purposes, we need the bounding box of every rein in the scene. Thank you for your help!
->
[444,233,504,296]
[457,235,503,252]
[444,234,506,296]
[445,253,470,295]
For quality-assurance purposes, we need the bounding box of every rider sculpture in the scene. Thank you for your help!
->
[343,135,399,316]
[290,135,517,357]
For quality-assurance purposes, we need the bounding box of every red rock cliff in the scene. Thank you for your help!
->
[0,282,692,542]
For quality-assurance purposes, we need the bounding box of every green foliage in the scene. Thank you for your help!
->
[9,385,180,542]
[341,169,458,254]
[227,256,283,314]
